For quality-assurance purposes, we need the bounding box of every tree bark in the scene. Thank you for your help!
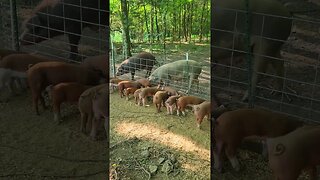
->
[120,0,131,57]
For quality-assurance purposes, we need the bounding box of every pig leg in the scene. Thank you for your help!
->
[166,104,170,115]
[213,141,224,173]
[242,46,269,102]
[170,105,174,115]
[197,116,204,129]
[131,72,135,80]
[225,143,240,172]
[80,112,88,133]
[40,94,47,110]
[181,107,186,116]
[142,97,146,107]
[7,78,16,95]
[53,103,62,123]
[90,117,99,141]
[32,90,41,115]
[67,33,81,61]
[177,106,181,116]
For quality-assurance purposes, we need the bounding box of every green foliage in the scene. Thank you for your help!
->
[111,0,210,44]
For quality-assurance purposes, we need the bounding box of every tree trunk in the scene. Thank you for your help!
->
[188,2,194,43]
[199,0,207,42]
[150,0,154,43]
[155,1,160,42]
[143,4,150,43]
[183,4,187,42]
[120,0,131,57]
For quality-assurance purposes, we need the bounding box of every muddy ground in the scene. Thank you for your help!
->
[0,91,108,179]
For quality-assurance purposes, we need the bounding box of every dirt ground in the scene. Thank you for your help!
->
[0,91,108,179]
[109,93,210,179]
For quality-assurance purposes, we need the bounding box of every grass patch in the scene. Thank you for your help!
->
[110,93,210,179]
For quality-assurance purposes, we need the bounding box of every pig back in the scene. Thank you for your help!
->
[0,54,57,72]
[128,52,156,70]
[82,54,108,76]
[0,49,26,60]
[31,61,102,86]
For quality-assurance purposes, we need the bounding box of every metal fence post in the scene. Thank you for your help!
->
[245,0,254,108]
[110,34,116,77]
[186,52,190,93]
[10,0,20,51]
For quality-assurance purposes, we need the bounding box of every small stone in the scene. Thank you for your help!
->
[141,150,150,158]
[158,157,165,164]
[149,165,158,174]
[161,160,173,174]
[169,154,176,163]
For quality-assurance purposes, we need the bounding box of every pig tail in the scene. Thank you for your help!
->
[273,143,286,156]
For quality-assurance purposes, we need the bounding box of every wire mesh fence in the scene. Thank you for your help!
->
[0,0,109,63]
[110,43,211,100]
[212,0,320,124]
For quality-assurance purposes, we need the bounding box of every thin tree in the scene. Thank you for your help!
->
[120,0,132,57]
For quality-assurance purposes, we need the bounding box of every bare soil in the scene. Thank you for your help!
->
[0,91,108,179]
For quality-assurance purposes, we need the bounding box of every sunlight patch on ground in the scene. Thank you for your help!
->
[115,121,210,160]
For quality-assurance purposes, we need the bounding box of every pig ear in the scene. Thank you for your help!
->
[28,64,34,69]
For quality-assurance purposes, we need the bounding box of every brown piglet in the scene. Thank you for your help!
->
[47,82,92,123]
[153,90,170,113]
[165,95,181,115]
[118,81,142,98]
[124,87,138,101]
[27,61,105,115]
[138,86,160,106]
[78,83,108,135]
[213,108,304,173]
[266,125,320,180]
[91,89,108,141]
[193,101,211,129]
[176,96,206,116]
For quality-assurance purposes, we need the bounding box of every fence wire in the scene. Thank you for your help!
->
[212,0,320,124]
[0,0,109,63]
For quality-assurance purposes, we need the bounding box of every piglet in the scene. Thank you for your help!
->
[153,90,170,113]
[47,82,92,123]
[213,108,304,173]
[78,83,108,134]
[118,81,141,98]
[124,87,138,101]
[139,86,160,106]
[193,101,211,129]
[176,96,206,116]
[165,95,181,115]
[267,125,320,180]
[135,78,150,88]
[133,88,142,105]
[91,89,108,141]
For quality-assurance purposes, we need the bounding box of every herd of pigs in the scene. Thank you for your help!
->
[2,48,320,179]
[0,48,108,141]
[112,53,320,179]
[1,0,320,178]
[110,51,212,129]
